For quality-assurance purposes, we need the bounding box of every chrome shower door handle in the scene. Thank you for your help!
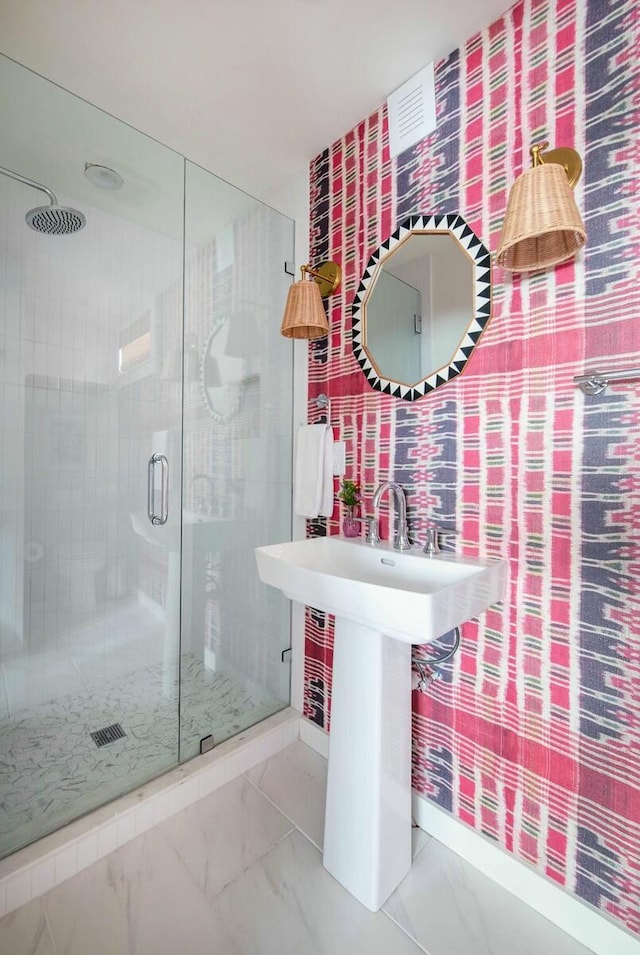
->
[147,453,169,526]
[147,455,156,525]
[157,453,169,525]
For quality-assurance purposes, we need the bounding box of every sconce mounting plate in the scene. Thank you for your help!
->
[307,260,342,297]
[532,144,582,188]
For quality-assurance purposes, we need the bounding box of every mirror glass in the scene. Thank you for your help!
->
[352,214,491,401]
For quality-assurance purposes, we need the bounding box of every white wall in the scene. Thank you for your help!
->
[0,173,181,654]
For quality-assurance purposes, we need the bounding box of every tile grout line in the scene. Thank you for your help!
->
[151,823,237,909]
[379,904,431,955]
[155,781,298,904]
[243,770,430,952]
[242,772,323,853]
[38,896,61,955]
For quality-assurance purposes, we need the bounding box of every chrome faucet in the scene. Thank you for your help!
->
[192,473,215,516]
[371,482,411,550]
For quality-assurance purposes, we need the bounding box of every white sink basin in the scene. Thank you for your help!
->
[255,536,505,644]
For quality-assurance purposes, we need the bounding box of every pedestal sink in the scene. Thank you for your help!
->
[255,536,506,911]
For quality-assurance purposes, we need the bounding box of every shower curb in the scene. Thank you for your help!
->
[0,707,300,918]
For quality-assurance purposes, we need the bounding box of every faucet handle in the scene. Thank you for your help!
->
[423,526,440,556]
[423,525,457,556]
[364,515,381,545]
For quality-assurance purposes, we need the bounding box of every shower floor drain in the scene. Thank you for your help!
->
[90,723,127,748]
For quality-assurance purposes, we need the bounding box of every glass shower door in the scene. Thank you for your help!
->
[0,53,185,856]
[180,162,294,758]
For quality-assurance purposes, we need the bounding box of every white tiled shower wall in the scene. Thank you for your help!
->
[0,176,181,668]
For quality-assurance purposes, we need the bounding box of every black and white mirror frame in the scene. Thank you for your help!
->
[351,213,491,401]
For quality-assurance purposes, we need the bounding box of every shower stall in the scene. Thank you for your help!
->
[0,55,294,857]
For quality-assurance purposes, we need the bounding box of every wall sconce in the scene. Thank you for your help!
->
[495,142,586,272]
[280,261,342,340]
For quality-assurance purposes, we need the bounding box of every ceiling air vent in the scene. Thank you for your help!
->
[387,63,436,159]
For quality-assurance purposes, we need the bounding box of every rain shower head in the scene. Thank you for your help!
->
[25,204,86,235]
[0,164,86,235]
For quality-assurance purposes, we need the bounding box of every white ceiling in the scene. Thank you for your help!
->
[0,0,511,201]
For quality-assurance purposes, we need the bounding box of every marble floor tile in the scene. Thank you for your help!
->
[42,827,240,955]
[212,828,422,955]
[246,740,328,848]
[383,837,594,955]
[159,775,294,900]
[0,898,56,955]
[0,739,612,955]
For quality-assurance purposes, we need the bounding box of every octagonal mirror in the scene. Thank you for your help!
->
[351,214,491,400]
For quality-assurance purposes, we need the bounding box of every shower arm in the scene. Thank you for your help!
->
[0,165,57,206]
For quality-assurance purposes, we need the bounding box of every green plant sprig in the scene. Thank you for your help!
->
[338,478,361,507]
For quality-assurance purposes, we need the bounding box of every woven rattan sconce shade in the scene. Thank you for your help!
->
[496,144,586,272]
[280,277,329,339]
[280,261,342,340]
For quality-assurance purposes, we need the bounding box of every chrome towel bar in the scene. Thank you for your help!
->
[574,366,640,395]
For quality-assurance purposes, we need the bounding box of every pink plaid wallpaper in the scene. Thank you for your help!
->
[305,0,640,935]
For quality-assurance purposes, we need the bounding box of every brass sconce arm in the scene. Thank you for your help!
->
[529,141,582,188]
[300,261,342,298]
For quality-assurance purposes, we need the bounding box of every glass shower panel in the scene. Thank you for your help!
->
[181,162,294,758]
[0,54,184,856]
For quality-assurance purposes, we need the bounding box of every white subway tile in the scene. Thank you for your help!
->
[116,812,136,848]
[96,822,117,859]
[76,833,99,872]
[54,844,78,886]
[134,802,155,837]
[31,857,56,897]
[151,791,173,826]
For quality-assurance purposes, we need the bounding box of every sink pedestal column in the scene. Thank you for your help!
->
[323,618,412,911]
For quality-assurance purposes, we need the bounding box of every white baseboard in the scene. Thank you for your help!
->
[299,715,329,757]
[411,792,640,955]
[299,716,639,955]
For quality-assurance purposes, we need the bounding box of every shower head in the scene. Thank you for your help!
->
[25,204,86,235]
[0,164,86,235]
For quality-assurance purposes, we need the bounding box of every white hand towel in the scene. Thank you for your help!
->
[319,426,334,517]
[294,424,334,518]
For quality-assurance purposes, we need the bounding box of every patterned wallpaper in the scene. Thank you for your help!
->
[305,0,640,935]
